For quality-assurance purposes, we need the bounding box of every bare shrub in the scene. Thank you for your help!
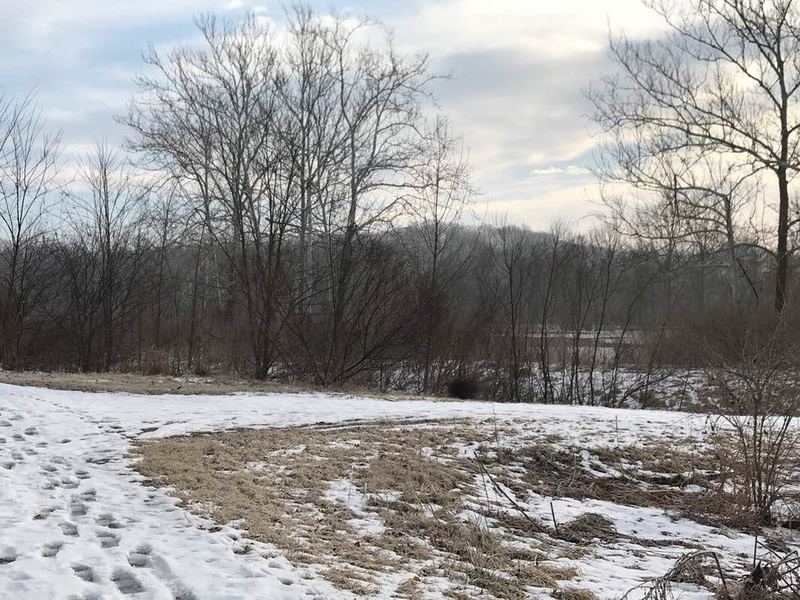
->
[709,335,800,525]
[623,549,800,600]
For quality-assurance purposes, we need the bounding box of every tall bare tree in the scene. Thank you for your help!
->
[0,95,60,368]
[408,116,475,392]
[312,15,432,383]
[127,16,296,377]
[593,0,800,314]
[62,143,148,371]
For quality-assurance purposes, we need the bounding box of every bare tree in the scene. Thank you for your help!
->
[598,134,764,306]
[593,0,800,314]
[127,15,296,377]
[710,329,800,525]
[313,15,433,383]
[489,223,539,402]
[0,95,60,368]
[271,12,436,385]
[407,116,475,392]
[62,143,148,371]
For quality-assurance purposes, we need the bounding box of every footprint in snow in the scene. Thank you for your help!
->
[96,513,124,529]
[1,460,14,470]
[149,552,199,600]
[41,463,57,473]
[75,469,90,480]
[71,563,95,582]
[127,549,151,568]
[41,541,63,558]
[96,529,121,548]
[59,521,79,537]
[12,433,23,441]
[66,593,103,600]
[0,546,17,565]
[61,477,80,489]
[24,426,38,435]
[0,420,11,427]
[33,506,58,520]
[173,588,200,600]
[69,501,88,517]
[76,488,97,502]
[111,567,144,594]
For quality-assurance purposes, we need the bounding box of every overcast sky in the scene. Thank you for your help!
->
[0,0,667,229]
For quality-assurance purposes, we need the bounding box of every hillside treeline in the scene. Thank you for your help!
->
[0,9,793,402]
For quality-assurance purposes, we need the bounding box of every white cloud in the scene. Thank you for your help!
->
[0,0,668,230]
[381,0,670,228]
[395,0,666,57]
[530,165,592,176]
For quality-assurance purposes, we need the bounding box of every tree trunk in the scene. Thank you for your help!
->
[775,166,789,315]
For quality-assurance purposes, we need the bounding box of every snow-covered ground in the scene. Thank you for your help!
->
[0,382,788,599]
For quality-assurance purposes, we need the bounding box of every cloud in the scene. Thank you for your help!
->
[423,46,606,225]
[394,0,666,57]
[386,0,668,227]
[0,0,666,229]
[530,166,592,176]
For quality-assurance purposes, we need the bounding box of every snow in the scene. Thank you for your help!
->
[0,382,789,599]
[324,478,386,535]
[526,494,755,598]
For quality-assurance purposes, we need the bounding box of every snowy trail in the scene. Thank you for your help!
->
[0,386,333,599]
[0,383,702,599]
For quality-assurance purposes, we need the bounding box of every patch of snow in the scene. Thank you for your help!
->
[324,478,385,535]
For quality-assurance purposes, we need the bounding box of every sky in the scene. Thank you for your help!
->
[0,0,667,229]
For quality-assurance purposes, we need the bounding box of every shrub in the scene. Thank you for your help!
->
[447,376,481,399]
[709,335,800,525]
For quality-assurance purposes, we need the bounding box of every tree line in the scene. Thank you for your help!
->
[0,3,798,403]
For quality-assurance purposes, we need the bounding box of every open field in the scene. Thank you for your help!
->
[1,382,797,598]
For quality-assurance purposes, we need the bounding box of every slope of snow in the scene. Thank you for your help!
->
[0,382,714,599]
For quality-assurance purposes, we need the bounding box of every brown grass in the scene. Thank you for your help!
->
[134,419,585,598]
[0,369,438,400]
[133,418,739,598]
[0,370,296,395]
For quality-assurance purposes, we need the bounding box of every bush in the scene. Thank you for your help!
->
[448,376,481,400]
[709,334,800,525]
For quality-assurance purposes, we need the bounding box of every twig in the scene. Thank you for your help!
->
[472,452,539,529]
[621,551,729,600]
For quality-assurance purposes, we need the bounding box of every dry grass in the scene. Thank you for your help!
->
[0,369,436,400]
[486,434,731,525]
[133,417,744,598]
[134,419,586,598]
[0,370,297,395]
